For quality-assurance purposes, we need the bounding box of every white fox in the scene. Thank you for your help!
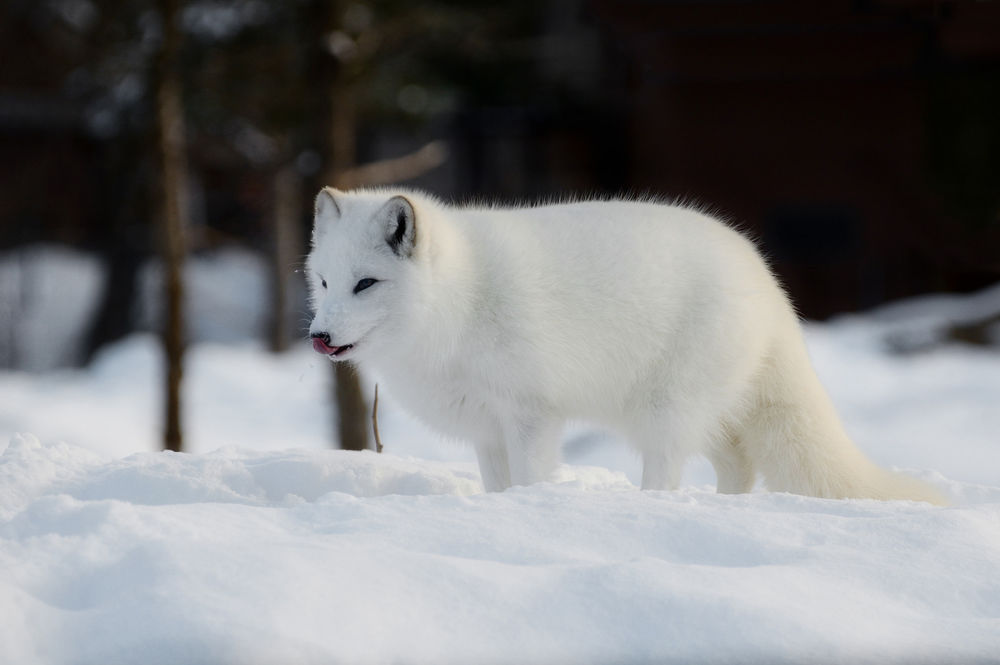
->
[306,187,945,503]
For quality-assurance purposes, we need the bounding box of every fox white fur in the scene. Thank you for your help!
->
[306,187,945,503]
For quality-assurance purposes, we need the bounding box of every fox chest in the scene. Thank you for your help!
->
[375,357,533,442]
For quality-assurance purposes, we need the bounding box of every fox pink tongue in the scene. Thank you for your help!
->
[312,337,336,354]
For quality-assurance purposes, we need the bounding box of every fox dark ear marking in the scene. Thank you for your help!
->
[383,196,416,258]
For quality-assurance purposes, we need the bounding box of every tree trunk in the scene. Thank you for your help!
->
[335,363,369,451]
[83,138,148,365]
[155,0,188,452]
[269,164,300,354]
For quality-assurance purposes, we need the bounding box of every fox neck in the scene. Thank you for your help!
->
[375,209,481,372]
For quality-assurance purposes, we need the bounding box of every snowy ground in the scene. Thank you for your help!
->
[2,288,999,664]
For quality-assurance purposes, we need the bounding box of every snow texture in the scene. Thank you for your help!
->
[1,288,1000,664]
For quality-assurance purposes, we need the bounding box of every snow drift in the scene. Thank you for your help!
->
[2,433,999,665]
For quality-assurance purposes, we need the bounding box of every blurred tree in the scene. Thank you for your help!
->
[155,0,190,452]
[268,163,299,353]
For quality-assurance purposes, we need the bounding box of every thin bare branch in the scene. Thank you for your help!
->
[372,383,383,453]
[332,141,447,190]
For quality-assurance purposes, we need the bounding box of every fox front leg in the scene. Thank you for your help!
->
[474,437,511,492]
[502,417,562,488]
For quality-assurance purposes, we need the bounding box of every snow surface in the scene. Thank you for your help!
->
[2,290,1000,664]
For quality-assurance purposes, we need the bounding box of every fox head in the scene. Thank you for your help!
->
[306,188,421,362]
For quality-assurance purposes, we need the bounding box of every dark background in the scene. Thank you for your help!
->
[2,0,999,368]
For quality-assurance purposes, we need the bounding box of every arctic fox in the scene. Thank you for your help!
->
[306,187,945,504]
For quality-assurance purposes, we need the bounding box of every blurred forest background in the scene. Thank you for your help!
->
[1,0,998,451]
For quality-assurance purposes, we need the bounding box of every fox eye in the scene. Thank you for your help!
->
[353,277,378,294]
[320,278,327,289]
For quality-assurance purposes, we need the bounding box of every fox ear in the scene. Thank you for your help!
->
[312,187,342,244]
[382,195,416,258]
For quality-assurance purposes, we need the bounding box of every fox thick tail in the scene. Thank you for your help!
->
[857,464,949,505]
[743,341,948,505]
[746,409,948,504]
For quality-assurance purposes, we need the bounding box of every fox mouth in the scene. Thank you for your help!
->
[311,336,355,358]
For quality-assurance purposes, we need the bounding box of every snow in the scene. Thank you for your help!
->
[0,245,106,371]
[2,288,1000,664]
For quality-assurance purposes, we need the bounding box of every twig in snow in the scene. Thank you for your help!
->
[372,383,383,453]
